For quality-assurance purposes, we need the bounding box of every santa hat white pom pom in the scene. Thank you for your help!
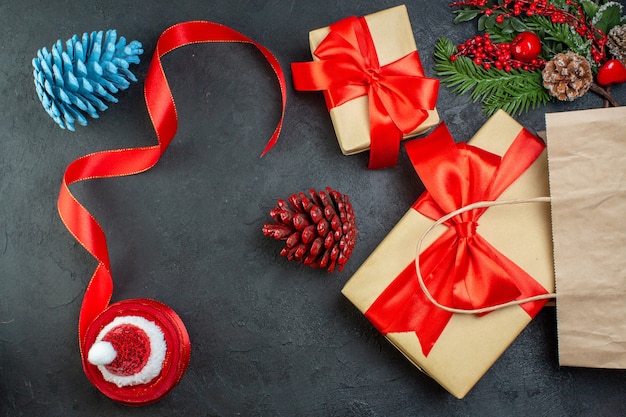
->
[88,341,117,366]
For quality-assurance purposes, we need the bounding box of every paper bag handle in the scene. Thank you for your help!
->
[415,196,557,315]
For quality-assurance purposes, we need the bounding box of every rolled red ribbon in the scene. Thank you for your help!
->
[364,123,550,356]
[292,15,439,169]
[57,21,287,404]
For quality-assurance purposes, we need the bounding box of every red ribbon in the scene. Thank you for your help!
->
[364,123,549,356]
[291,15,439,169]
[57,21,286,360]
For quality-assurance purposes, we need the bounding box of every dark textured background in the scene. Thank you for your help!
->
[1,1,625,416]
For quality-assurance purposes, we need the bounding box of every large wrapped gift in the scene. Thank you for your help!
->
[291,5,440,169]
[342,110,555,398]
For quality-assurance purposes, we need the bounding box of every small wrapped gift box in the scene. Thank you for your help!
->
[342,110,555,398]
[292,5,440,169]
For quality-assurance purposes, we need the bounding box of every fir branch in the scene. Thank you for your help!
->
[482,77,552,115]
[434,37,552,116]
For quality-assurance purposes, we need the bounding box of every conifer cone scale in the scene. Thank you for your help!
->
[263,187,358,273]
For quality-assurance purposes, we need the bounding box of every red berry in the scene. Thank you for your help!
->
[511,31,542,62]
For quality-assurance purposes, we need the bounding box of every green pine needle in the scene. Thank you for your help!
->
[434,37,552,116]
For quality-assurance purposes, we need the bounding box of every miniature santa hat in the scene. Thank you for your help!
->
[81,299,190,405]
[87,315,167,388]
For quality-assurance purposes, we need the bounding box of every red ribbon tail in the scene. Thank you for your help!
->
[365,262,453,356]
[147,21,287,157]
[366,92,402,169]
[78,263,113,349]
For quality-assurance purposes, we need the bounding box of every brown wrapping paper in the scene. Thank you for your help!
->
[546,107,626,369]
[342,110,555,398]
[308,4,439,155]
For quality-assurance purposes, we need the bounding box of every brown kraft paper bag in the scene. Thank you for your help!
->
[546,107,626,369]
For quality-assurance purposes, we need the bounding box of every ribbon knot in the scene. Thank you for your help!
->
[365,67,381,83]
[291,15,439,169]
[364,122,550,356]
[454,221,478,239]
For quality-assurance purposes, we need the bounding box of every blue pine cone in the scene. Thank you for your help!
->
[32,30,143,130]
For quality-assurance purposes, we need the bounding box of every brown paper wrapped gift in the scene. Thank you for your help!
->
[292,5,439,169]
[342,110,555,398]
[546,107,626,369]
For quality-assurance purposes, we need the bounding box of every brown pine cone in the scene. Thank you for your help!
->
[541,52,593,101]
[608,24,626,64]
[263,187,358,273]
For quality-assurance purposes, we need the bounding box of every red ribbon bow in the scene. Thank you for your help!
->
[365,123,549,356]
[291,15,439,169]
[57,21,286,402]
